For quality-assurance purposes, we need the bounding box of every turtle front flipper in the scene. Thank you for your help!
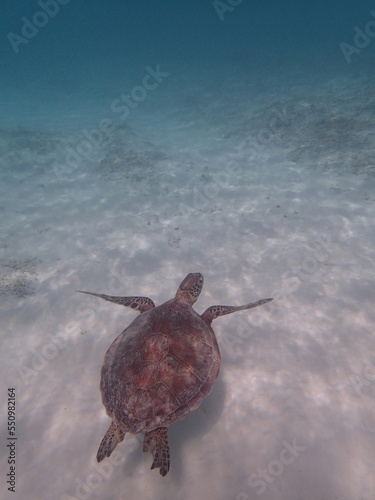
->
[143,427,170,477]
[201,298,273,323]
[78,291,155,313]
[97,421,125,462]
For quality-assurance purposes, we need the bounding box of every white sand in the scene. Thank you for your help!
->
[1,64,375,500]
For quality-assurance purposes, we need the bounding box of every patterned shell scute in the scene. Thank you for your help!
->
[168,328,216,376]
[100,298,220,433]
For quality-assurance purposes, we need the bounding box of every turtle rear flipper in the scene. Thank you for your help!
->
[143,427,170,476]
[97,421,125,462]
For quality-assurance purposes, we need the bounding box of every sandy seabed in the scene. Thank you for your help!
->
[1,64,375,500]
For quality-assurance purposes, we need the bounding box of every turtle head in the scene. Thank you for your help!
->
[176,273,204,305]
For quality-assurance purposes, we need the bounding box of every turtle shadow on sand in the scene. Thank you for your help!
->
[78,273,272,478]
[167,376,226,480]
[119,377,226,480]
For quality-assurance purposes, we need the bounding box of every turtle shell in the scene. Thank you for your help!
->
[100,297,221,434]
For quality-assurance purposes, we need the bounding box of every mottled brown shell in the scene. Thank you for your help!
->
[100,297,221,433]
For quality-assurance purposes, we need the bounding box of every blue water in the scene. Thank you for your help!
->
[2,0,375,130]
[1,2,375,499]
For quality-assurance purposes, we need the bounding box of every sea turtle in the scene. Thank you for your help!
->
[79,273,272,476]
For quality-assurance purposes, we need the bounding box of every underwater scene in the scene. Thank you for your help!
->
[1,1,375,499]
